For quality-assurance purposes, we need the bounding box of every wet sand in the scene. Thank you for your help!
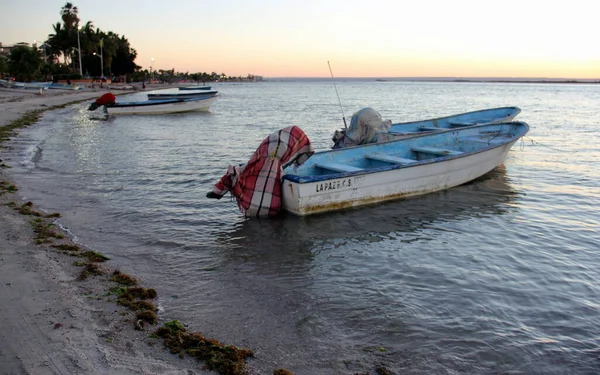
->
[0,85,219,375]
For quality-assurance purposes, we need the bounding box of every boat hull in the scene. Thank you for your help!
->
[283,122,528,216]
[106,96,216,115]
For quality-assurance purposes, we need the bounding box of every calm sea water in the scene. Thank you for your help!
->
[3,81,600,374]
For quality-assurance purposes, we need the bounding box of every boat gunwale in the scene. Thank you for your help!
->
[389,106,521,127]
[147,91,218,98]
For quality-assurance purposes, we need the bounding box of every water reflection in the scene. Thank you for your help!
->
[218,166,521,267]
[220,166,520,252]
[8,81,597,374]
[201,166,523,373]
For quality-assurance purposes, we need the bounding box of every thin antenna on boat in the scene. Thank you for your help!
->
[328,61,347,128]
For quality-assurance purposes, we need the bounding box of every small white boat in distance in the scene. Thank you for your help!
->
[0,80,51,90]
[283,121,529,216]
[48,82,82,90]
[88,93,216,115]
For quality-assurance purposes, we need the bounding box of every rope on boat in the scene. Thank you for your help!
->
[521,136,576,152]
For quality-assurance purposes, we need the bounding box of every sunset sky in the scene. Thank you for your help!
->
[1,0,598,79]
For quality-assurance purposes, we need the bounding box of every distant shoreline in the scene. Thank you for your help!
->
[449,79,599,84]
[265,77,600,84]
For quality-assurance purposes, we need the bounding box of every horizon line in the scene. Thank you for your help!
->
[262,76,600,81]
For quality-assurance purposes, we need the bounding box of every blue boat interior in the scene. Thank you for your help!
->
[389,106,521,134]
[284,122,528,183]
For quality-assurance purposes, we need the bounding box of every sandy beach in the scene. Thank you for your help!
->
[0,86,227,375]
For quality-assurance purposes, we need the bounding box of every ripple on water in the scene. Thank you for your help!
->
[2,81,600,374]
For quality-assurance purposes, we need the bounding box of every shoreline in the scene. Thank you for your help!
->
[0,87,270,375]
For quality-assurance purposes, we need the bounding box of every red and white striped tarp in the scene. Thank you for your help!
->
[208,126,314,217]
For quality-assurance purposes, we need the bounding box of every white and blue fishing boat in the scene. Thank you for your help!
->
[48,82,82,90]
[0,79,13,88]
[19,82,52,90]
[88,94,216,115]
[179,85,212,90]
[147,90,218,100]
[282,121,529,216]
[0,80,51,90]
[333,106,521,148]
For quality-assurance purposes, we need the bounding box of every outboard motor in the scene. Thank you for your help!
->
[207,126,314,217]
[88,92,116,110]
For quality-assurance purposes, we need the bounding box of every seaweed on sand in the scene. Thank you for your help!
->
[110,270,138,286]
[155,320,254,375]
[77,262,105,280]
[0,180,17,193]
[106,283,159,329]
[30,217,64,242]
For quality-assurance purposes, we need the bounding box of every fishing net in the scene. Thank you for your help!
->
[332,107,391,148]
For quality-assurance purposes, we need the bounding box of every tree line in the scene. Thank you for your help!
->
[0,3,138,82]
[0,2,258,83]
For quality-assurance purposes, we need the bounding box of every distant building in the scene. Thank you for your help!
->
[0,42,13,56]
[0,42,32,56]
[0,42,52,63]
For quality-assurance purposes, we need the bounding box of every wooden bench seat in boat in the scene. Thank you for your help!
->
[315,162,364,173]
[365,153,417,165]
[387,130,421,135]
[411,147,463,156]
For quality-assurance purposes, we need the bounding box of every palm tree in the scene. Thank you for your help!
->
[8,45,42,81]
[60,2,80,72]
[47,22,70,64]
[101,31,119,75]
[76,21,97,75]
[108,35,140,78]
[79,21,96,55]
[60,2,79,30]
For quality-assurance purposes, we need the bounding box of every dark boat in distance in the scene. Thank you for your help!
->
[178,85,212,90]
